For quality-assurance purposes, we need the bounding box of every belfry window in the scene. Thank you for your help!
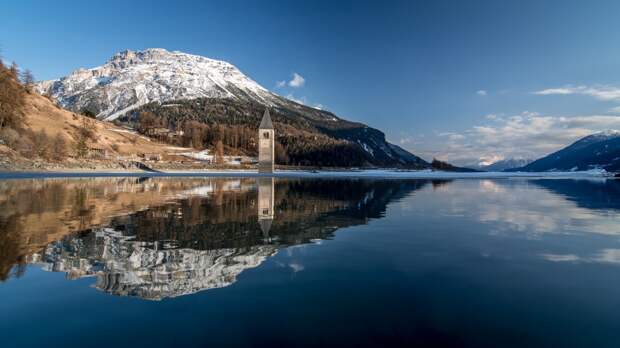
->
[263,132,270,139]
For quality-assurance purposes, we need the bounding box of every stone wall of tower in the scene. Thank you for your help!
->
[257,178,274,220]
[258,128,274,173]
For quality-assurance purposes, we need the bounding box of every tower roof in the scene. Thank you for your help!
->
[259,109,274,129]
[258,219,273,235]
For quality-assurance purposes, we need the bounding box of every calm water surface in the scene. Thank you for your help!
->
[1,177,620,347]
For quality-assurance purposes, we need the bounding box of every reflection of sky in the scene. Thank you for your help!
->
[542,249,620,265]
[398,179,620,267]
[427,179,620,237]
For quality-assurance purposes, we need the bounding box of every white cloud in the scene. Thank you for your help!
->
[476,90,487,96]
[437,112,620,164]
[610,106,620,114]
[275,80,286,88]
[534,85,620,102]
[288,72,305,88]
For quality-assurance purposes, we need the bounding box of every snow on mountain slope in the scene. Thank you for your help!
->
[36,48,280,120]
[513,130,620,172]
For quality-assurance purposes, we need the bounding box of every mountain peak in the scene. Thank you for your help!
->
[36,48,277,120]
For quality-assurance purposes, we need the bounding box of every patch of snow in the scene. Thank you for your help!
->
[180,149,214,161]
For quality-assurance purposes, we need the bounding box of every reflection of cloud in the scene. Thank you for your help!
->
[478,180,506,194]
[289,262,305,273]
[540,253,580,262]
[541,249,620,265]
[436,180,620,236]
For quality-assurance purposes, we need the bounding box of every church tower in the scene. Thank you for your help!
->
[258,109,275,173]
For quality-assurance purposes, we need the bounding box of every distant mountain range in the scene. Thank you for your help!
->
[35,48,428,168]
[460,158,533,172]
[511,131,620,172]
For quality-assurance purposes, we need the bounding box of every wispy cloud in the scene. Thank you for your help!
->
[288,72,305,88]
[476,90,487,96]
[437,112,620,164]
[275,80,286,88]
[534,85,620,102]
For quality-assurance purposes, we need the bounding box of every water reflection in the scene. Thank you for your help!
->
[2,177,619,300]
[0,177,435,299]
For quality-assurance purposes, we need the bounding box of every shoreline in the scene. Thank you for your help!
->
[0,168,614,180]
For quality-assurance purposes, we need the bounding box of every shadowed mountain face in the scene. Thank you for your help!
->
[514,132,620,172]
[0,177,436,299]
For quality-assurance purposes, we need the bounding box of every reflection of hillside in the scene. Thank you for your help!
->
[530,179,620,211]
[34,228,276,300]
[1,178,438,299]
[0,178,254,280]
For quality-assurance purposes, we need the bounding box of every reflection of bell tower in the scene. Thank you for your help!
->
[258,109,274,173]
[257,177,275,236]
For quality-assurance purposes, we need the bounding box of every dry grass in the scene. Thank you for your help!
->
[22,93,185,156]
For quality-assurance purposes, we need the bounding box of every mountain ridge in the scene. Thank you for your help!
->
[35,48,428,168]
[511,131,620,172]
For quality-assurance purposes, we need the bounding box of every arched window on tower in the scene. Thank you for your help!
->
[263,131,270,139]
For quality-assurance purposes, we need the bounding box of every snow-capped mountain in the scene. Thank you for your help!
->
[35,48,428,168]
[478,158,533,172]
[36,48,280,120]
[512,130,620,172]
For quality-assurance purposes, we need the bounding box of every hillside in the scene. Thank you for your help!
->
[35,48,428,168]
[512,131,620,172]
[1,90,188,170]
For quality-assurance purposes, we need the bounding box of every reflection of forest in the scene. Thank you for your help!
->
[0,177,444,298]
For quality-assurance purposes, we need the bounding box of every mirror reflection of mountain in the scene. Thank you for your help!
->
[529,179,620,211]
[0,177,439,299]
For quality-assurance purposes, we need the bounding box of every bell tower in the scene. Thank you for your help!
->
[258,109,275,173]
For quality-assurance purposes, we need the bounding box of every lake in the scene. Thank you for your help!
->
[1,176,619,347]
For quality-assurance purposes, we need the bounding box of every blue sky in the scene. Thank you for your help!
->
[2,0,620,164]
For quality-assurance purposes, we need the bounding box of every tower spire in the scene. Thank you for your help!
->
[259,108,274,129]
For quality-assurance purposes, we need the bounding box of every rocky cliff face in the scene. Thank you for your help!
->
[36,48,280,121]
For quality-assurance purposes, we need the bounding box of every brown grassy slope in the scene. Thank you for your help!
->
[21,93,181,156]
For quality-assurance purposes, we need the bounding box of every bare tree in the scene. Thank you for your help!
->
[33,130,51,159]
[52,133,67,161]
[274,141,289,165]
[215,140,224,164]
[20,69,34,93]
[9,62,18,77]
[74,118,94,158]
[0,60,25,129]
